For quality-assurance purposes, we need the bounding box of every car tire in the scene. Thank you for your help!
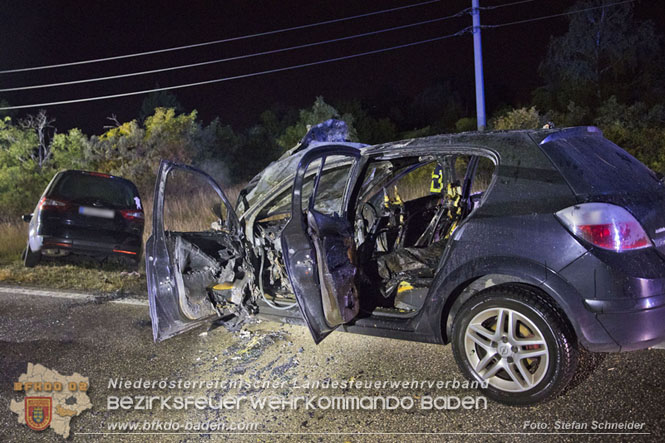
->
[23,244,41,268]
[451,285,578,406]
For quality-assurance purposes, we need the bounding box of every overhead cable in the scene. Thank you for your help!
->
[0,9,470,93]
[0,0,442,74]
[482,0,635,28]
[0,27,471,111]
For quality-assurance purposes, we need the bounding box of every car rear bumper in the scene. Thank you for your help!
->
[560,251,665,352]
[35,233,141,259]
[592,303,665,351]
[45,236,139,255]
[34,219,142,257]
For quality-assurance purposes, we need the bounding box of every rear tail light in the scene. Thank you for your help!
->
[38,197,69,212]
[556,203,652,252]
[120,209,144,221]
[113,249,137,255]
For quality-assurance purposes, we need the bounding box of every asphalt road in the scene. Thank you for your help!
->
[1,287,664,442]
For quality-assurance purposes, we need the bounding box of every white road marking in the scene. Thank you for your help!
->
[0,285,95,301]
[0,285,148,306]
[110,298,148,306]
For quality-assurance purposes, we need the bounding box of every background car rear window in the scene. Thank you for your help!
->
[540,135,660,196]
[50,173,136,208]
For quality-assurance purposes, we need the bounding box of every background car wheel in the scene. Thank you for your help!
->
[23,244,41,268]
[451,285,578,406]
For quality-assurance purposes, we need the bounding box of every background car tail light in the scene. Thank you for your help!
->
[38,197,69,212]
[120,209,144,221]
[556,202,652,252]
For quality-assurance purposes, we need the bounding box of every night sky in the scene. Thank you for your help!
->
[1,0,663,135]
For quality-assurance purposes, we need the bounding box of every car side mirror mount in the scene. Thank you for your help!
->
[22,214,32,223]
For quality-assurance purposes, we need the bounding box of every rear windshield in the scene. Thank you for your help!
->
[49,173,138,209]
[539,135,659,196]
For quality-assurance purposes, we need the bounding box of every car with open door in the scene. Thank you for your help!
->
[146,125,665,406]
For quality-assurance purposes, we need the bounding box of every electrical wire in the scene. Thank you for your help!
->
[0,27,471,111]
[0,9,470,93]
[479,0,540,10]
[0,0,441,74]
[482,0,635,29]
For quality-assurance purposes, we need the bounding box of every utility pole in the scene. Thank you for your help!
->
[472,0,486,131]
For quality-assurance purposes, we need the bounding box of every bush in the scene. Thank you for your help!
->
[455,117,477,132]
[593,97,665,174]
[491,107,542,130]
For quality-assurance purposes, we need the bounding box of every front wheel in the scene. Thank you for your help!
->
[451,286,578,406]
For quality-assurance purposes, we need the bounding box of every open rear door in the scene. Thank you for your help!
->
[281,147,362,343]
[145,160,243,342]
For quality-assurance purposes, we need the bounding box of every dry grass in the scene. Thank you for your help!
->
[0,222,28,265]
[141,182,244,246]
[0,262,147,293]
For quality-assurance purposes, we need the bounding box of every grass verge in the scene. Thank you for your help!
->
[0,222,28,265]
[0,261,147,294]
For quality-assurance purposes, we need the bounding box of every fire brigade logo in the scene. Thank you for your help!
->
[25,397,52,431]
[11,363,92,438]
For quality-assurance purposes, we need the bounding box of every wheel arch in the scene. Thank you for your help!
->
[430,259,586,346]
[444,277,579,341]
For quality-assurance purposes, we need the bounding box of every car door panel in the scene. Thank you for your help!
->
[146,160,243,342]
[281,146,361,344]
[307,210,358,326]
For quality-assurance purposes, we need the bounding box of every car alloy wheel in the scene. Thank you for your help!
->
[463,307,549,393]
[452,285,578,405]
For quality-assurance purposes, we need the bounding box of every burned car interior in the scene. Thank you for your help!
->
[153,147,496,335]
[351,154,492,317]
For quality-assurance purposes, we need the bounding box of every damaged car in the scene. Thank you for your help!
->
[146,123,665,405]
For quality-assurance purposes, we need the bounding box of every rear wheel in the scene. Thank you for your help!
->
[23,244,41,268]
[451,286,578,405]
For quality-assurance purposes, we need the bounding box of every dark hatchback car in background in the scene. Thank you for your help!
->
[23,170,144,267]
[145,126,665,405]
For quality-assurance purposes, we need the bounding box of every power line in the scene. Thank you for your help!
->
[0,0,441,74]
[0,27,471,111]
[0,9,470,93]
[479,0,540,10]
[482,0,635,28]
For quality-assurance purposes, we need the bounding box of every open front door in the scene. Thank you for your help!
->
[281,147,362,343]
[145,160,243,342]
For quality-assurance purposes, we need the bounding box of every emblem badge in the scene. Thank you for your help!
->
[25,397,52,431]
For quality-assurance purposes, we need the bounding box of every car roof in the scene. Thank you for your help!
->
[364,126,601,157]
